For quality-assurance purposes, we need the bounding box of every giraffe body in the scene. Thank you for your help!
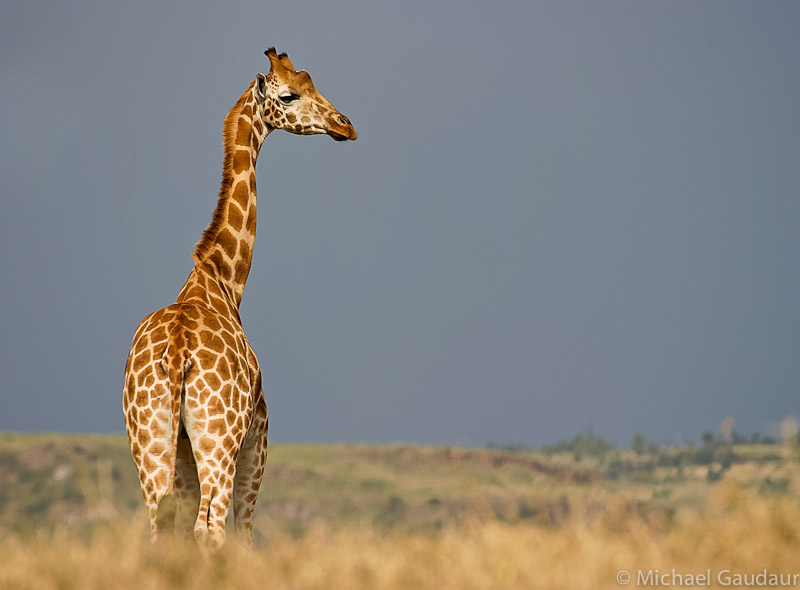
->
[123,48,355,550]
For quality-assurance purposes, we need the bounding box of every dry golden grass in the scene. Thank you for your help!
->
[1,483,798,590]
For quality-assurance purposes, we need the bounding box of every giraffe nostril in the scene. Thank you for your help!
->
[338,115,350,126]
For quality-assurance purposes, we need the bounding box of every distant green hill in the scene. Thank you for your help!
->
[1,432,796,538]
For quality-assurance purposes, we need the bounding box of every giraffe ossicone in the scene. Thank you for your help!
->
[123,48,356,551]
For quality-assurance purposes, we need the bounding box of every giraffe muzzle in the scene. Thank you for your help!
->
[327,114,357,141]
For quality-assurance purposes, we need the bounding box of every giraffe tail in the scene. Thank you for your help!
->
[163,348,191,496]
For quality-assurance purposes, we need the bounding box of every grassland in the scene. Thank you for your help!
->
[1,433,799,589]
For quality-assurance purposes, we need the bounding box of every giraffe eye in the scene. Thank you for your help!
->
[279,93,300,104]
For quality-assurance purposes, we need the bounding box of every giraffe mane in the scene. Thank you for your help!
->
[193,81,256,265]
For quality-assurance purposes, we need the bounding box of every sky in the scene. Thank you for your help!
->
[1,1,798,448]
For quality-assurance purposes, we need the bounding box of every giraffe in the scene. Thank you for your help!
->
[122,48,356,551]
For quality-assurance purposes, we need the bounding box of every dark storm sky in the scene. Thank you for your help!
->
[1,0,798,446]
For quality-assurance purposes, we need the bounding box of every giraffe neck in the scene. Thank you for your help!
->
[178,82,270,310]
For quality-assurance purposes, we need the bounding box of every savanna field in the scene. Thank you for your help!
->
[0,432,799,589]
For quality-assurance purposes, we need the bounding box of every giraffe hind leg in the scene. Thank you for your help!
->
[192,466,237,551]
[126,377,178,542]
[233,401,268,550]
[182,422,245,550]
[180,368,251,551]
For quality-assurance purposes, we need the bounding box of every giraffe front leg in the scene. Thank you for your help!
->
[173,426,200,539]
[233,398,268,551]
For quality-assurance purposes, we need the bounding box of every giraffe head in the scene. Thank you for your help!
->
[255,48,357,142]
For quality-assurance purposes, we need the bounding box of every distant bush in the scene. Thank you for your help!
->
[541,430,614,460]
[374,495,407,529]
[759,476,791,496]
[605,458,634,481]
[486,443,531,454]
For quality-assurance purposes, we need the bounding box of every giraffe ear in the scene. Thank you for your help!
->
[255,73,268,101]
